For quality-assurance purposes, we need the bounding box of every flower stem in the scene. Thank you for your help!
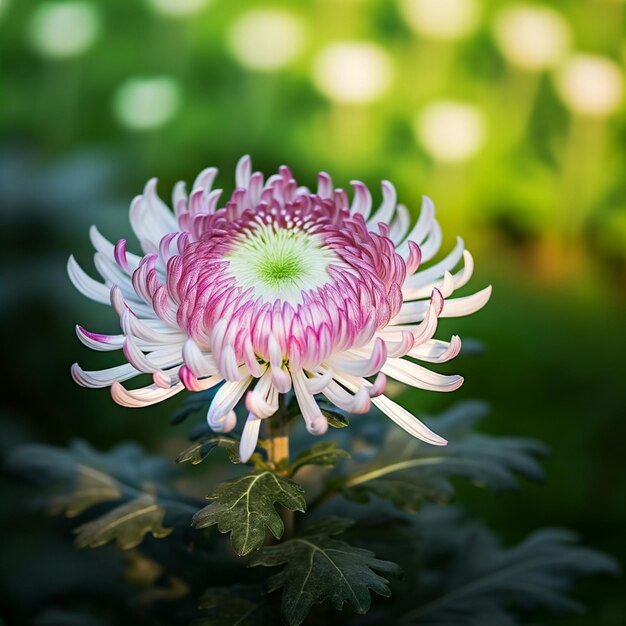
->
[265,396,294,537]
[266,395,289,468]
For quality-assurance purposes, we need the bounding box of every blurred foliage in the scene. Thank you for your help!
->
[4,403,618,625]
[1,0,625,624]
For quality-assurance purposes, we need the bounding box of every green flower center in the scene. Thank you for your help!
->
[225,223,337,304]
[257,252,304,286]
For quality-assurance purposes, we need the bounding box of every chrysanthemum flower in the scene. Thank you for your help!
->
[69,157,491,462]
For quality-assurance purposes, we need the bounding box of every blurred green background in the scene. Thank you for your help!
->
[1,0,625,624]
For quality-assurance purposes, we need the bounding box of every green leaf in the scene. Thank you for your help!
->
[192,471,306,556]
[47,467,121,518]
[74,494,173,550]
[346,475,451,512]
[343,401,547,511]
[399,526,619,625]
[250,517,402,625]
[7,440,198,520]
[177,436,241,465]
[288,441,350,476]
[322,409,350,428]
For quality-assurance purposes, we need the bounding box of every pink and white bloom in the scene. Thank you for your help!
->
[69,157,491,462]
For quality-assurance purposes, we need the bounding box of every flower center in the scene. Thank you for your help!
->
[225,221,337,304]
[258,252,303,285]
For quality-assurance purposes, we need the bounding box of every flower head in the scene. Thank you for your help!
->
[69,157,491,461]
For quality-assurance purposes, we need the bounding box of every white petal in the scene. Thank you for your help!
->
[122,311,185,345]
[387,290,441,334]
[93,253,138,301]
[419,219,443,262]
[182,338,218,376]
[239,414,262,463]
[236,155,252,189]
[129,179,178,253]
[76,325,124,351]
[381,357,464,392]
[210,410,237,433]
[372,395,447,445]
[336,373,448,445]
[404,249,475,302]
[389,203,410,244]
[404,237,464,288]
[67,255,110,304]
[439,285,492,318]
[408,336,462,363]
[123,337,183,373]
[349,180,372,219]
[207,371,252,424]
[111,381,184,407]
[89,225,141,272]
[292,370,328,435]
[321,379,371,414]
[305,368,334,394]
[397,195,436,256]
[192,167,218,193]
[328,338,387,377]
[245,369,278,418]
[71,362,139,388]
[366,181,397,230]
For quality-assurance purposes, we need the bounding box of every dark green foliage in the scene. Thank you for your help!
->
[321,409,350,429]
[177,435,241,465]
[6,440,198,544]
[192,471,306,556]
[342,401,547,512]
[399,522,619,625]
[249,517,402,625]
[288,441,350,477]
[4,404,617,625]
[7,440,174,495]
[73,494,173,549]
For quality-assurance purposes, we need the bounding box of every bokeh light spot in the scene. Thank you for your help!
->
[112,77,182,131]
[415,101,486,163]
[400,0,481,41]
[0,0,10,21]
[313,42,393,105]
[146,0,211,18]
[228,10,305,71]
[555,54,624,118]
[493,4,571,71]
[27,2,100,59]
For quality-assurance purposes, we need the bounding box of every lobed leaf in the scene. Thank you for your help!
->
[250,517,402,625]
[288,441,350,477]
[177,435,240,465]
[347,475,452,512]
[74,494,173,550]
[47,469,121,518]
[399,524,619,625]
[192,471,306,556]
[342,401,547,511]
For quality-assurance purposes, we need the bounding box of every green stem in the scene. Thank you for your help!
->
[265,397,294,538]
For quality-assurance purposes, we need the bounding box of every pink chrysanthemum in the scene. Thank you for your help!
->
[69,157,491,462]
